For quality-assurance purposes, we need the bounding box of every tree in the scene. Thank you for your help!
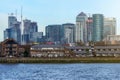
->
[92,51,96,57]
[23,50,29,57]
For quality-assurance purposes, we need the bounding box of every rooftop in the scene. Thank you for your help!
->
[31,44,63,48]
[77,12,87,16]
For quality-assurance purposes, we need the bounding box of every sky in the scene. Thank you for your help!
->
[0,0,120,41]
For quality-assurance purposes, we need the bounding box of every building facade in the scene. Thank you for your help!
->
[103,18,116,39]
[62,23,75,44]
[1,39,19,57]
[105,35,120,44]
[30,44,74,57]
[86,17,93,42]
[75,12,88,43]
[4,14,21,44]
[92,14,104,42]
[67,46,120,57]
[30,32,43,43]
[22,19,38,44]
[46,25,62,44]
[8,13,17,28]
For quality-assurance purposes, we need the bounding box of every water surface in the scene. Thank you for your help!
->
[0,63,120,80]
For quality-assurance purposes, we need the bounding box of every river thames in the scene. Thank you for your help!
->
[0,63,120,80]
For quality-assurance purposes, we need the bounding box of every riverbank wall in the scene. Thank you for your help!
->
[0,57,120,63]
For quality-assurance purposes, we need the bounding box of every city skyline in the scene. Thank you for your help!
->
[0,0,120,41]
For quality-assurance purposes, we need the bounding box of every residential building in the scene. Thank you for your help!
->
[30,44,74,57]
[1,39,19,57]
[67,45,120,57]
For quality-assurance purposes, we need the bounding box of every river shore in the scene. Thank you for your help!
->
[0,57,120,63]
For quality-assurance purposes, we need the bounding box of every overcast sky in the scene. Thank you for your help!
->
[0,0,120,41]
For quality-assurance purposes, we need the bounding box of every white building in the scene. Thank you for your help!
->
[103,18,116,39]
[75,12,88,43]
[105,35,120,44]
[62,23,75,43]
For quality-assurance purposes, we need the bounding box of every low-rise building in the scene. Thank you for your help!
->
[95,46,120,56]
[67,45,120,57]
[1,39,19,57]
[105,35,120,44]
[66,46,93,57]
[18,45,25,57]
[30,45,74,57]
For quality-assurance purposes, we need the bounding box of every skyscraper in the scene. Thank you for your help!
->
[30,22,38,32]
[8,13,17,28]
[62,23,75,44]
[30,32,43,43]
[86,17,93,42]
[103,18,116,39]
[4,14,21,44]
[22,19,38,44]
[22,19,31,44]
[92,14,104,42]
[23,19,31,35]
[75,12,88,43]
[12,22,21,43]
[46,25,62,44]
[29,22,38,41]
